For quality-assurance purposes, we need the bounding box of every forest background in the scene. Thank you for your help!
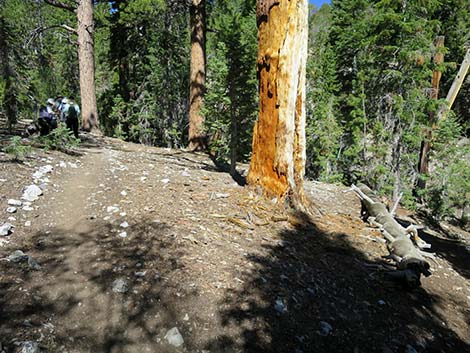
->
[0,0,469,223]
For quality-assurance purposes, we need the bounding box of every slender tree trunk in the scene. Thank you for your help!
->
[188,0,206,151]
[248,0,308,203]
[77,0,98,132]
[417,36,445,191]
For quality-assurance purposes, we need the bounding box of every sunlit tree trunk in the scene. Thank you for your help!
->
[188,0,206,151]
[77,0,98,131]
[248,0,308,203]
[43,0,99,132]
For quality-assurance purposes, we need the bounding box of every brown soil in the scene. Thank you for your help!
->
[0,135,469,353]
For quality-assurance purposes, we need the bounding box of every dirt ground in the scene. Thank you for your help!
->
[0,134,469,353]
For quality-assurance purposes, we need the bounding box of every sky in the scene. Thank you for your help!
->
[309,0,331,7]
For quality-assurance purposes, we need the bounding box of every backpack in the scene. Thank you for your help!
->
[39,106,52,120]
[68,104,78,120]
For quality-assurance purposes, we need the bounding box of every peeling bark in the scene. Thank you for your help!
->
[248,0,308,204]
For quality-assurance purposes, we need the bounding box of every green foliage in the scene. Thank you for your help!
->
[39,123,80,152]
[4,136,32,161]
[203,0,258,163]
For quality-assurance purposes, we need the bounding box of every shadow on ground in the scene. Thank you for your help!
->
[0,218,204,353]
[207,210,469,353]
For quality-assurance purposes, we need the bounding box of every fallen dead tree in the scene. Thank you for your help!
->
[349,183,435,288]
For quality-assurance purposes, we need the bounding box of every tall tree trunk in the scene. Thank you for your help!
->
[248,0,308,203]
[77,0,98,132]
[188,0,206,151]
[417,36,445,191]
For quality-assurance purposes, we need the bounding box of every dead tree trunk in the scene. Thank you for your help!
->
[437,47,470,120]
[352,183,433,288]
[248,0,308,205]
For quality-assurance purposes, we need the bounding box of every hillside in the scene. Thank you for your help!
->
[0,135,469,353]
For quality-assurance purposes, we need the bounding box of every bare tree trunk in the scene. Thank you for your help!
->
[77,0,98,132]
[248,0,308,204]
[417,36,445,191]
[188,0,206,151]
[437,47,470,120]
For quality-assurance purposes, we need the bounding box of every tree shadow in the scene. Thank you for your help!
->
[0,218,202,352]
[207,209,469,353]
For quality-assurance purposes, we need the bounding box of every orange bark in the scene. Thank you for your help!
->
[248,0,308,201]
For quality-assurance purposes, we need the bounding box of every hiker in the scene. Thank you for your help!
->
[61,96,80,138]
[37,98,58,136]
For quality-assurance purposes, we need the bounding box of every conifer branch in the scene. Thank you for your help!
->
[43,0,76,13]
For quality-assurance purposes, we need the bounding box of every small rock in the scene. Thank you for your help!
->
[120,221,129,228]
[19,341,40,353]
[274,297,287,314]
[164,327,184,347]
[120,190,127,196]
[112,278,128,293]
[106,206,119,213]
[140,176,147,182]
[135,271,146,277]
[8,216,16,221]
[378,300,386,305]
[6,206,17,213]
[22,185,43,202]
[118,231,127,238]
[161,178,170,184]
[25,221,32,227]
[8,199,22,206]
[59,161,67,168]
[23,206,34,211]
[68,162,78,168]
[38,164,53,174]
[28,256,41,270]
[214,193,229,199]
[7,250,29,263]
[318,321,333,336]
[183,313,189,321]
[405,345,418,353]
[0,223,14,236]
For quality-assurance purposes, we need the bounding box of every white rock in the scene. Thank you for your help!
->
[119,212,127,217]
[39,165,53,174]
[59,161,67,168]
[22,185,43,202]
[161,178,170,184]
[68,162,78,168]
[6,207,17,213]
[0,223,14,236]
[19,341,40,353]
[23,206,34,211]
[164,327,184,347]
[120,221,129,228]
[120,190,127,196]
[112,278,128,293]
[140,176,147,182]
[8,199,22,206]
[118,231,127,238]
[25,221,31,227]
[8,216,16,221]
[107,206,119,213]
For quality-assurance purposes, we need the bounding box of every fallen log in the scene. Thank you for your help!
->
[350,183,433,288]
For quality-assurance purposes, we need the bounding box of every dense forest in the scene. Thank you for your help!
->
[1,0,469,222]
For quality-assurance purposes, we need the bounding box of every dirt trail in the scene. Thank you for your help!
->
[0,137,469,353]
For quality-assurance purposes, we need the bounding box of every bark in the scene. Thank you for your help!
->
[188,0,206,151]
[77,0,98,132]
[248,0,308,204]
[417,36,445,191]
